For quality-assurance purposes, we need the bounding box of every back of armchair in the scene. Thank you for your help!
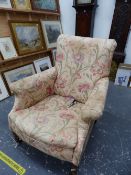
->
[54,35,117,103]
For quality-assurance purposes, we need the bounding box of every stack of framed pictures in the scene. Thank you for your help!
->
[0,0,62,59]
[0,0,59,12]
[0,75,9,101]
[114,63,131,88]
[0,0,61,101]
[0,20,62,58]
[7,20,62,55]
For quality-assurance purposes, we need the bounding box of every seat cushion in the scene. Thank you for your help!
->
[9,95,83,149]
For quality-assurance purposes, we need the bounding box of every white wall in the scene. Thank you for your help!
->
[59,0,76,35]
[60,0,131,64]
[93,0,116,38]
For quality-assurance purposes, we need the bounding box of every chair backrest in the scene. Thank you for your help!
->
[54,34,117,103]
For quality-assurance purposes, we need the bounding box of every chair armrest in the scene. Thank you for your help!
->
[81,78,109,122]
[10,67,57,112]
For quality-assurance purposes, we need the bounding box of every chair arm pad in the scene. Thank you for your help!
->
[10,67,57,111]
[81,78,109,122]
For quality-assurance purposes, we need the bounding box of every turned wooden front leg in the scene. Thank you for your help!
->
[12,132,22,143]
[69,164,78,175]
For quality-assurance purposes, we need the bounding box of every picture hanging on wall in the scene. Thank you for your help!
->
[12,0,31,10]
[9,21,46,55]
[0,75,9,101]
[114,64,131,87]
[3,64,36,91]
[31,0,59,12]
[0,37,17,60]
[33,56,52,73]
[0,0,12,8]
[41,20,62,49]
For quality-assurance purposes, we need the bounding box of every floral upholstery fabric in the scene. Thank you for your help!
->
[82,77,109,122]
[9,35,117,166]
[55,35,117,103]
[9,95,88,163]
[10,67,57,112]
[9,95,79,148]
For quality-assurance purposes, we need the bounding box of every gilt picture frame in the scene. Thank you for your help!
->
[0,0,12,8]
[3,64,36,91]
[33,56,52,73]
[9,21,46,55]
[12,0,31,10]
[0,75,9,101]
[0,37,17,60]
[41,20,62,49]
[30,0,59,13]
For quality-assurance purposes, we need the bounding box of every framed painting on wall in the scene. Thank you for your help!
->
[0,75,9,101]
[0,37,17,60]
[31,0,59,12]
[3,64,36,90]
[33,56,52,73]
[41,20,62,49]
[0,0,12,8]
[12,0,31,10]
[9,21,46,55]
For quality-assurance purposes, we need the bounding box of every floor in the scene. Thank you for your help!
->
[0,82,131,175]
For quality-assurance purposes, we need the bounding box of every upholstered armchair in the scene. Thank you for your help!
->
[9,35,117,174]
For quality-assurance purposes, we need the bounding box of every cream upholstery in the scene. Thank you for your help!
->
[9,35,117,166]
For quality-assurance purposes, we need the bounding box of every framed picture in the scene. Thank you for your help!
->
[52,49,56,65]
[9,21,46,55]
[0,75,9,101]
[30,0,59,12]
[128,77,131,88]
[41,20,62,49]
[12,0,31,10]
[34,56,52,73]
[0,37,17,60]
[3,64,36,90]
[0,0,12,8]
[114,64,131,87]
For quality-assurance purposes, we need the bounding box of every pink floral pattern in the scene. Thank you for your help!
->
[73,53,85,63]
[55,34,117,103]
[78,83,91,92]
[56,53,64,62]
[55,76,67,89]
[9,35,117,166]
[81,78,109,122]
[10,67,57,111]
